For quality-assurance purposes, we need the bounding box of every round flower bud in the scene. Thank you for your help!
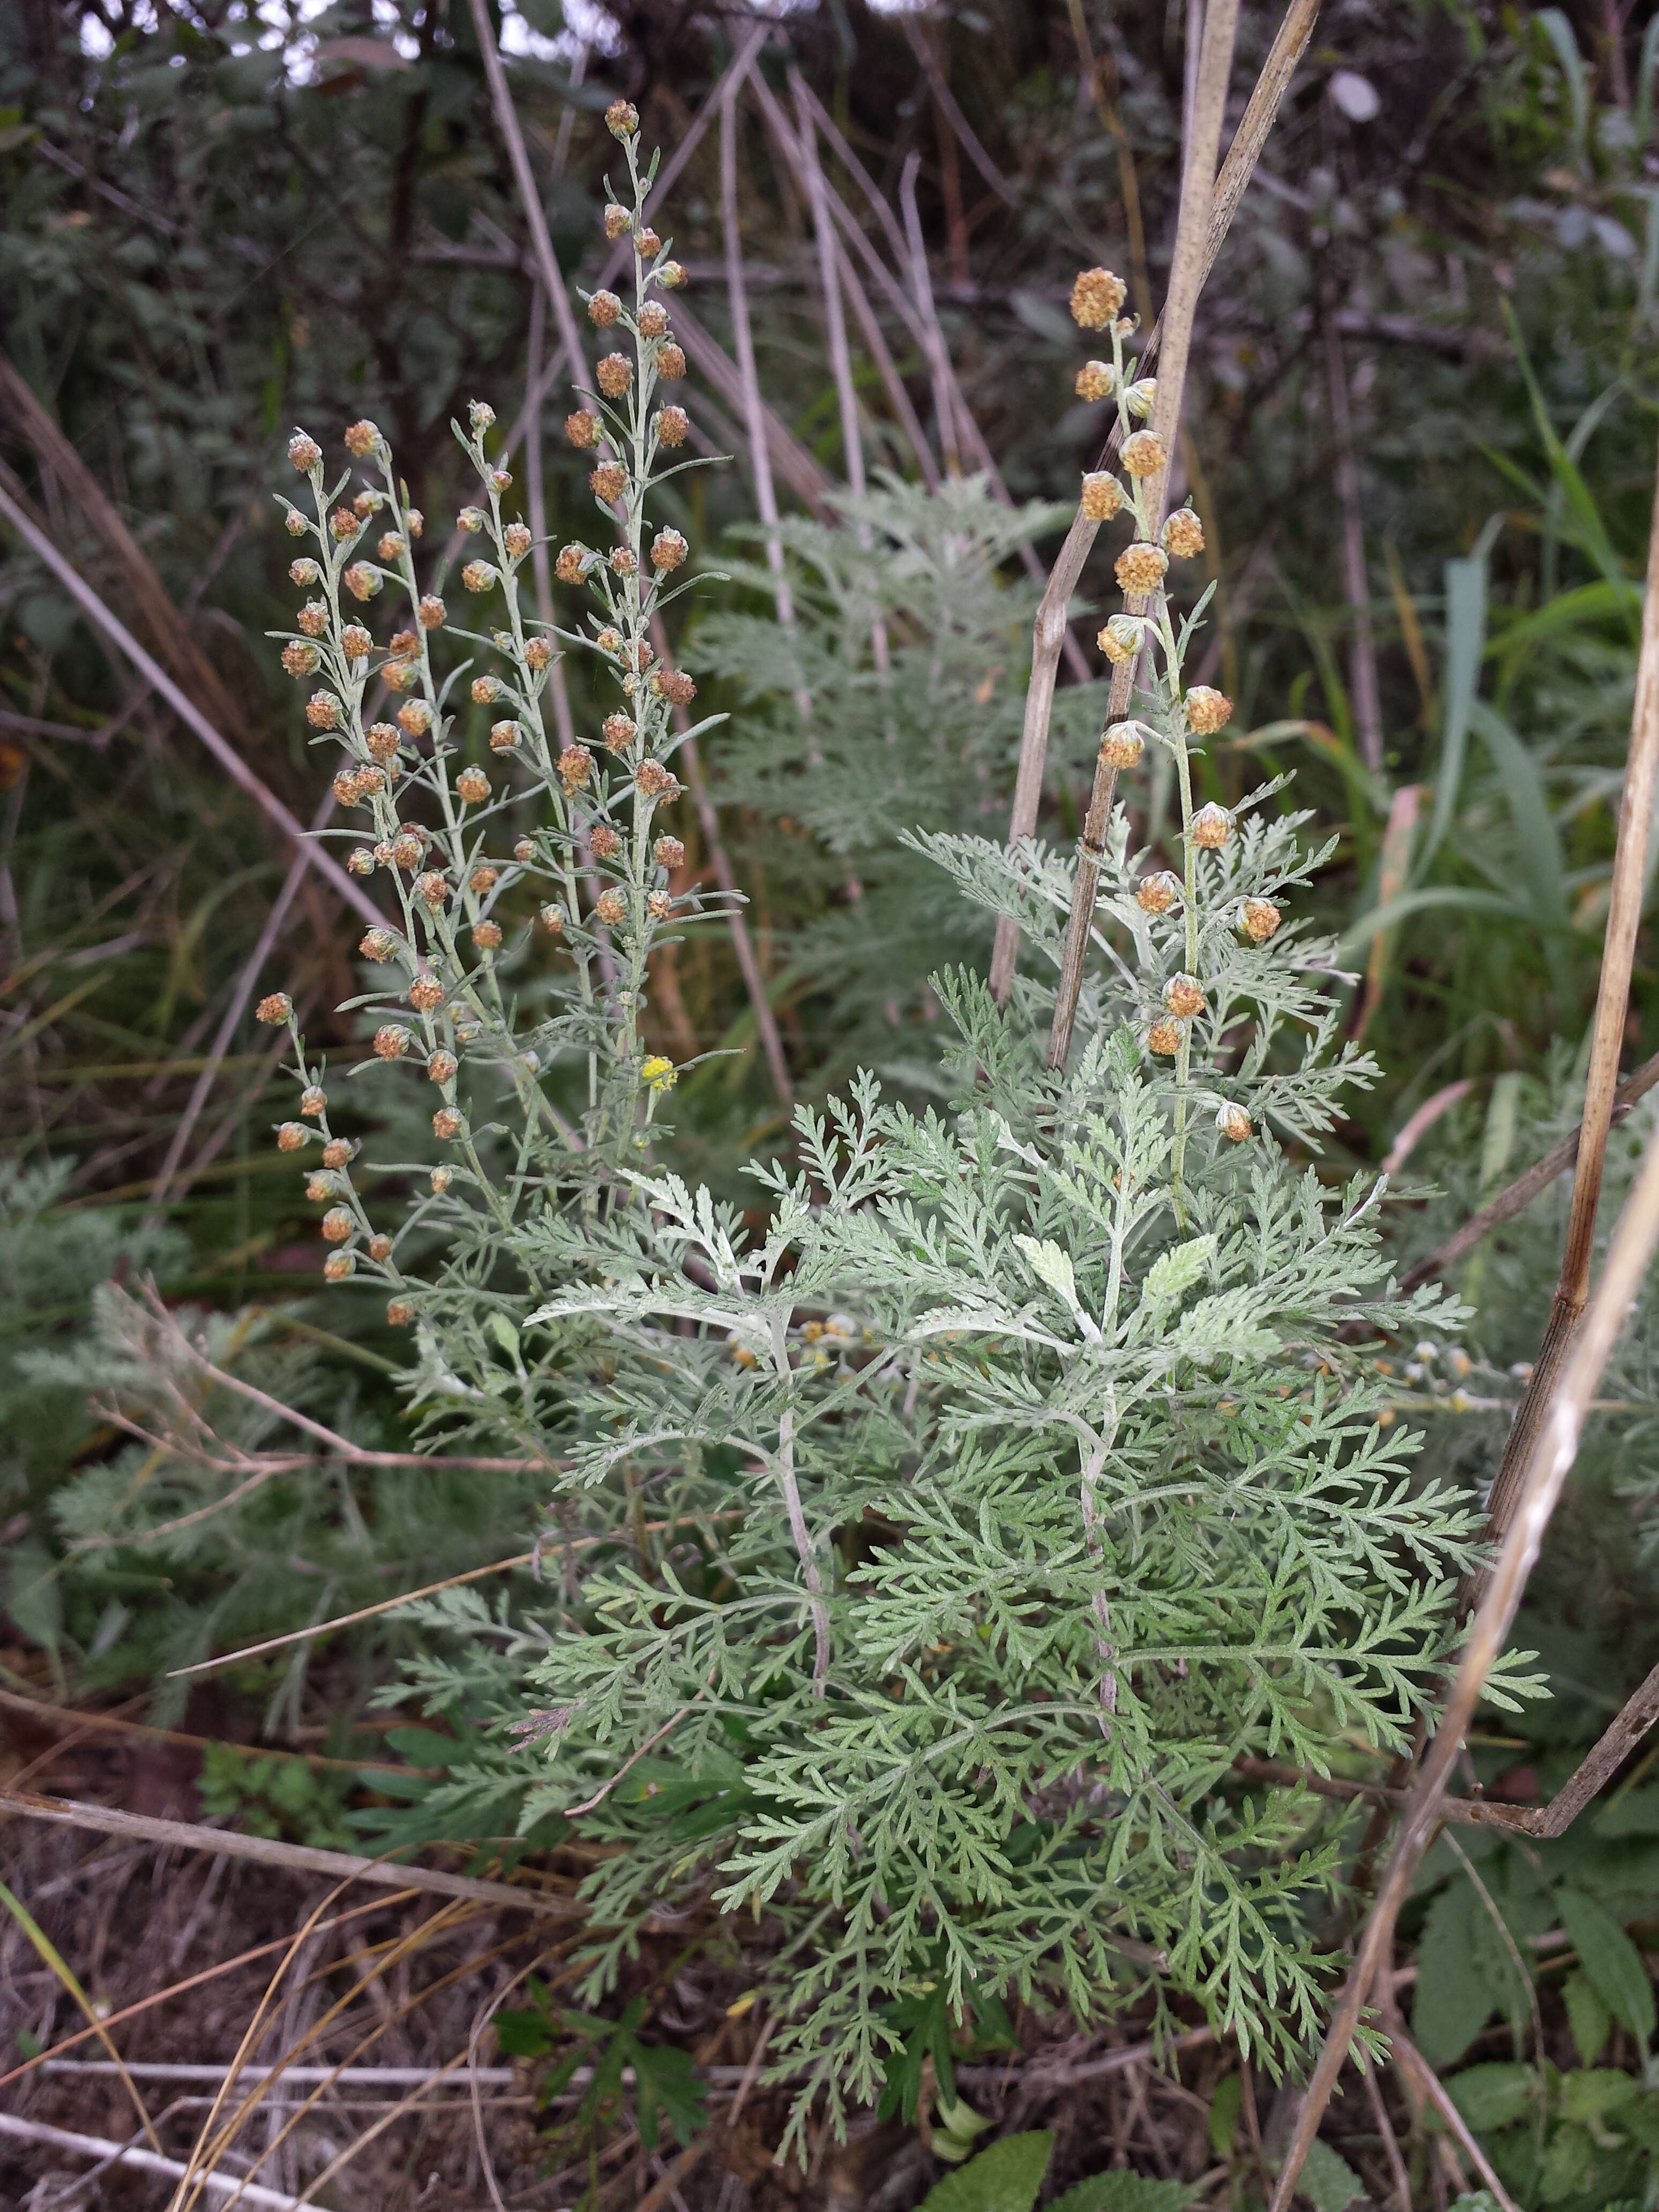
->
[301,1086,327,1117]
[539,902,564,935]
[635,759,677,799]
[606,97,638,137]
[1191,802,1234,848]
[341,624,372,660]
[555,543,589,585]
[596,353,632,398]
[415,870,449,906]
[513,836,536,863]
[594,887,628,926]
[392,833,423,869]
[365,722,401,761]
[1097,614,1144,666]
[472,920,503,951]
[285,511,307,536]
[1185,685,1232,736]
[417,595,446,629]
[1240,898,1281,943]
[461,561,497,596]
[387,1297,415,1326]
[1135,871,1183,915]
[1114,542,1168,595]
[590,462,626,503]
[1163,508,1205,559]
[288,430,322,471]
[650,528,688,572]
[1100,721,1145,769]
[602,713,636,753]
[588,289,622,327]
[647,889,673,920]
[489,720,522,752]
[406,509,424,537]
[656,668,697,707]
[637,228,660,257]
[256,991,292,1025]
[1080,473,1124,522]
[504,522,531,559]
[469,399,496,431]
[1126,377,1156,420]
[342,563,382,602]
[607,548,637,579]
[557,745,593,791]
[427,1048,458,1084]
[307,691,343,731]
[348,847,376,876]
[590,823,621,859]
[641,1054,676,1091]
[277,1121,308,1152]
[638,302,668,339]
[470,676,500,705]
[368,1233,393,1262]
[322,1206,354,1244]
[655,405,689,448]
[1070,266,1127,328]
[397,699,431,736]
[604,202,631,238]
[457,506,485,534]
[1075,361,1115,403]
[377,532,406,562]
[289,558,320,586]
[355,766,386,799]
[306,1174,335,1203]
[1163,973,1205,1019]
[1120,429,1166,479]
[296,601,328,638]
[456,766,489,805]
[281,640,318,679]
[469,864,498,893]
[564,409,600,449]
[432,1113,462,1144]
[657,260,686,288]
[655,342,686,382]
[654,835,685,868]
[351,495,381,524]
[388,628,419,662]
[1216,1101,1252,1144]
[373,1024,411,1060]
[322,1137,353,1169]
[344,418,381,457]
[323,1251,354,1282]
[1146,1018,1183,1057]
[408,974,444,1012]
[360,928,397,962]
[330,506,360,542]
[525,637,552,670]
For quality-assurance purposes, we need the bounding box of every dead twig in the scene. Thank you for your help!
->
[0,2114,320,2212]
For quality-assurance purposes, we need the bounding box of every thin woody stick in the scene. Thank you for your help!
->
[990,0,1322,1005]
[900,151,962,476]
[1268,1112,1659,2211]
[1045,0,1242,1070]
[0,484,381,930]
[1454,428,1659,1611]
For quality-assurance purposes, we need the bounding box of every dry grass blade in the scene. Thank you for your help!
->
[1323,303,1384,771]
[0,483,381,930]
[0,1789,581,1919]
[990,0,1321,1003]
[1044,0,1241,1070]
[1268,1110,1659,2209]
[1455,427,1659,1608]
[0,2113,319,2211]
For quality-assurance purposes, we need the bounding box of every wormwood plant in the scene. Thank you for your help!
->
[297,265,1542,2140]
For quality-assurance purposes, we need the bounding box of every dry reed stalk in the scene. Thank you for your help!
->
[1323,304,1384,769]
[1044,0,1241,1071]
[670,299,838,516]
[1269,1110,1659,2209]
[0,1790,582,1919]
[990,0,1322,1005]
[0,2113,317,2211]
[1399,1043,1659,1287]
[1451,440,1659,1608]
[899,152,963,476]
[898,17,1018,206]
[1354,781,1422,1042]
[0,484,381,930]
[0,358,251,746]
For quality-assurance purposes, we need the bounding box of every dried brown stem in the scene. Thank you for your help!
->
[1045,0,1241,1071]
[1456,428,1659,1612]
[1323,303,1384,771]
[900,152,962,476]
[1269,1114,1659,2210]
[990,0,1321,1004]
[0,2114,308,2212]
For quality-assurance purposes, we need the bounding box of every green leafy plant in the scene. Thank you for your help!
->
[914,2128,1200,2212]
[196,1739,354,1850]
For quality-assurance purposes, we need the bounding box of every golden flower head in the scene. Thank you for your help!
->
[589,462,626,503]
[557,744,594,792]
[636,227,661,257]
[635,759,677,799]
[1162,507,1205,559]
[372,1023,411,1060]
[596,352,632,398]
[590,823,621,859]
[281,640,318,679]
[330,506,360,542]
[457,505,485,534]
[555,543,591,585]
[277,1120,308,1152]
[540,902,564,935]
[417,594,446,629]
[609,546,638,577]
[1114,541,1168,595]
[524,636,552,669]
[606,97,638,138]
[654,834,685,868]
[288,430,322,471]
[301,1086,327,1116]
[1146,1018,1183,1058]
[1163,972,1205,1019]
[469,863,498,893]
[1080,472,1124,522]
[427,1048,458,1084]
[1075,360,1115,403]
[602,712,637,753]
[588,289,623,327]
[650,528,687,572]
[322,1205,354,1244]
[594,887,628,925]
[297,600,328,637]
[565,409,601,449]
[415,868,449,905]
[408,974,445,1012]
[1216,1101,1252,1144]
[360,928,397,962]
[1240,897,1281,943]
[1191,801,1234,848]
[342,562,382,601]
[461,560,497,594]
[456,766,489,804]
[641,1054,676,1092]
[340,624,372,659]
[432,1110,463,1141]
[396,698,431,737]
[322,1137,353,1169]
[1098,614,1144,666]
[638,302,668,339]
[1135,870,1182,915]
[469,399,496,431]
[1099,721,1145,769]
[1125,377,1157,420]
[288,558,320,586]
[387,1298,415,1327]
[306,691,342,730]
[504,521,531,559]
[604,202,631,238]
[1185,685,1232,736]
[377,532,405,562]
[489,719,522,752]
[343,418,381,458]
[1070,266,1127,329]
[1120,429,1166,479]
[657,260,687,288]
[472,920,503,951]
[656,342,686,382]
[655,405,690,449]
